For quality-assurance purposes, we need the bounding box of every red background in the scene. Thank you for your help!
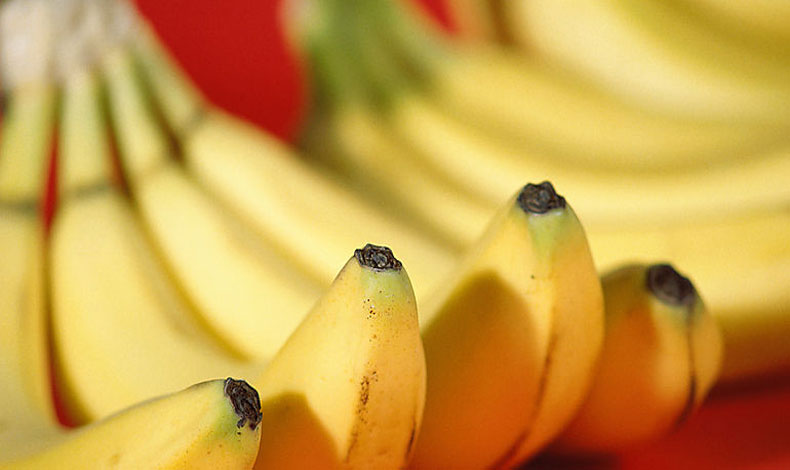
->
[79,0,790,467]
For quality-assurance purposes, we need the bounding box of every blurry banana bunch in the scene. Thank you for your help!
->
[0,0,785,468]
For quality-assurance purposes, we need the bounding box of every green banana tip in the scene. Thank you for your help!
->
[646,264,697,308]
[224,378,263,431]
[517,181,567,214]
[355,243,403,271]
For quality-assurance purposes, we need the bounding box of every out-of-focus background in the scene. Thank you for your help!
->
[132,0,451,142]
[129,0,790,468]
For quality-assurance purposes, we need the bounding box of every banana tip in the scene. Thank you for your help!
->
[518,181,566,214]
[355,243,403,271]
[224,378,263,431]
[646,264,697,307]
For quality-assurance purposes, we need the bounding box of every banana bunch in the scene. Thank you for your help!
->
[1,0,786,467]
[450,0,790,123]
[2,0,428,467]
[0,6,264,468]
[292,0,790,386]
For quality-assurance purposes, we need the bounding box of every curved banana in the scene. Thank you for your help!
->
[552,264,722,454]
[410,182,603,469]
[101,43,322,360]
[424,50,789,172]
[586,208,790,383]
[1,378,263,470]
[382,90,790,228]
[254,244,426,469]
[128,25,455,298]
[50,62,263,423]
[0,0,58,440]
[504,0,790,123]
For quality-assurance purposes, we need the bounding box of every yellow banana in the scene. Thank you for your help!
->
[586,208,790,383]
[128,25,455,298]
[504,0,790,123]
[1,378,263,470]
[552,264,723,454]
[424,51,789,172]
[390,93,790,227]
[102,43,321,360]
[410,182,603,469]
[0,3,58,435]
[254,244,426,469]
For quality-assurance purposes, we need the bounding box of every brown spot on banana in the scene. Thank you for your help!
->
[345,370,377,462]
[404,419,418,462]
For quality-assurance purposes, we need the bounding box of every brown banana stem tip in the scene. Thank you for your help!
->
[224,378,263,430]
[646,264,697,307]
[355,243,402,271]
[518,181,566,214]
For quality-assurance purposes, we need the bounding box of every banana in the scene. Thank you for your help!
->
[254,243,425,469]
[504,0,790,123]
[101,43,322,360]
[424,51,789,173]
[409,182,603,469]
[586,208,790,383]
[0,0,58,438]
[50,59,265,423]
[552,264,723,454]
[382,90,790,228]
[0,378,263,470]
[127,24,455,299]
